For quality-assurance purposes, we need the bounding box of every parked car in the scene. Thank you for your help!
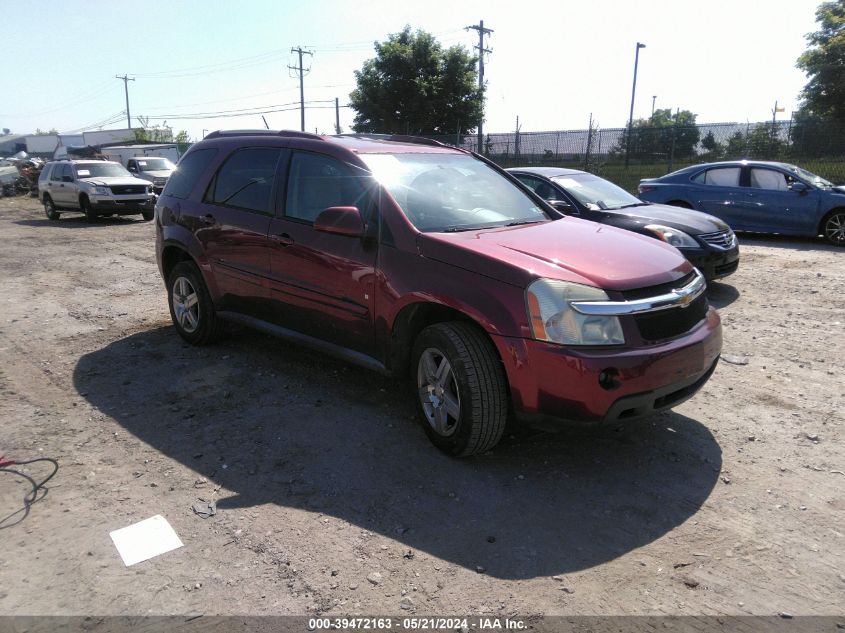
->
[38,160,155,222]
[155,130,722,456]
[637,160,845,246]
[126,156,175,194]
[507,167,740,281]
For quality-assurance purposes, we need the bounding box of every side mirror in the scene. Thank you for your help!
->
[791,182,809,194]
[62,175,73,183]
[314,206,364,237]
[550,200,575,214]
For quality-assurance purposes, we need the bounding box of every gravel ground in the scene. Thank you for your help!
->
[0,194,843,619]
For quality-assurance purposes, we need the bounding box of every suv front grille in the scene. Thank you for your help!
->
[633,293,709,342]
[699,230,735,249]
[110,185,147,195]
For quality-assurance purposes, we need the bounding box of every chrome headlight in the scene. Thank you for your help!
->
[644,224,698,248]
[526,279,625,346]
[94,186,110,195]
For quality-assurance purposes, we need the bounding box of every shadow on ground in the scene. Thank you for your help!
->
[736,232,842,252]
[14,216,149,229]
[706,282,739,309]
[74,326,722,580]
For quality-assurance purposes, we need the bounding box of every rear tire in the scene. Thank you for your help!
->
[80,196,97,223]
[142,210,154,221]
[43,195,60,220]
[167,261,223,345]
[821,210,845,246]
[411,322,508,457]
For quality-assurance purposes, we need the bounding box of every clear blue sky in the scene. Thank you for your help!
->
[2,0,822,141]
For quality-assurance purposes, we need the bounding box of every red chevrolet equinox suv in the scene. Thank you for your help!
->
[155,131,722,456]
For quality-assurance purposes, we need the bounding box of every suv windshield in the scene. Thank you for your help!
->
[75,163,132,178]
[360,153,547,232]
[136,158,174,171]
[552,174,643,210]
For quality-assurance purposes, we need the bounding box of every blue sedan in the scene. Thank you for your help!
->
[637,161,845,246]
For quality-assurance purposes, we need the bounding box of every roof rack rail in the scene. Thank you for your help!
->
[204,129,325,141]
[337,133,456,149]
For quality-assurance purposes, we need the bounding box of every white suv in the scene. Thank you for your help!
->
[38,160,156,222]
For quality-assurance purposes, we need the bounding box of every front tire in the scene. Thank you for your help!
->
[667,200,693,209]
[411,322,508,457]
[142,210,154,221]
[43,195,60,220]
[167,261,223,345]
[822,210,845,246]
[80,196,97,223]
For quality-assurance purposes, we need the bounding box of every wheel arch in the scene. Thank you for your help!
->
[387,301,507,381]
[818,206,845,236]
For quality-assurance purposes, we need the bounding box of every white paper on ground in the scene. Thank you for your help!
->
[109,514,184,566]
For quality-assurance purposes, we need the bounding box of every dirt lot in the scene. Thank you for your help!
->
[0,194,843,619]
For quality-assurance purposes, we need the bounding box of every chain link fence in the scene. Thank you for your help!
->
[429,120,845,191]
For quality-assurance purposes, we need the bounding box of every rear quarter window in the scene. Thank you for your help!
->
[39,164,53,183]
[162,148,217,200]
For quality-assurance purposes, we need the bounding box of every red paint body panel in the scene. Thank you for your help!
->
[156,132,723,426]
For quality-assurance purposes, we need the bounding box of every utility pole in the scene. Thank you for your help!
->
[289,46,313,132]
[466,20,493,154]
[335,97,341,135]
[625,42,646,168]
[651,95,657,118]
[115,75,135,129]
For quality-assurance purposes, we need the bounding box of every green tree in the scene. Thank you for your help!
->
[174,130,190,144]
[722,125,788,159]
[614,109,701,160]
[349,26,483,135]
[797,0,845,123]
[700,130,724,160]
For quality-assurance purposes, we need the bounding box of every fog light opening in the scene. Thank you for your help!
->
[599,368,621,391]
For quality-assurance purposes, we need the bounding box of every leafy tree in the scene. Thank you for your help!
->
[34,128,59,135]
[700,130,724,160]
[797,0,845,123]
[174,130,190,144]
[613,109,701,160]
[349,26,483,135]
[722,125,788,159]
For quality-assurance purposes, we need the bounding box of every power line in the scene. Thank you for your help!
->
[142,103,347,121]
[144,99,334,119]
[466,20,493,153]
[289,46,314,132]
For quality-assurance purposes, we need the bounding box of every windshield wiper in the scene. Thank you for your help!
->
[442,225,499,232]
[614,202,649,209]
[505,219,546,227]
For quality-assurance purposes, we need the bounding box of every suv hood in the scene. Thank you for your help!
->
[604,203,730,234]
[80,176,152,187]
[419,217,692,291]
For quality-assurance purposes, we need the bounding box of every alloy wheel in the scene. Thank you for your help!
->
[417,347,461,437]
[172,276,200,333]
[825,212,845,245]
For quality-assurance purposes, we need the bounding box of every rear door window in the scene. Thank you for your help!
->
[163,148,217,200]
[695,167,740,187]
[205,147,282,214]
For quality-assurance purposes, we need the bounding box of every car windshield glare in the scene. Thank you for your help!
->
[552,174,642,210]
[786,164,832,188]
[137,158,174,171]
[75,163,132,178]
[360,153,547,232]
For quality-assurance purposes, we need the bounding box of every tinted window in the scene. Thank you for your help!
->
[49,164,64,181]
[698,167,740,187]
[749,168,789,191]
[163,148,217,200]
[285,152,369,223]
[206,148,281,214]
[515,175,562,201]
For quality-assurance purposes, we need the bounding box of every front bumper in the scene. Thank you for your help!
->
[90,195,155,214]
[683,245,740,281]
[492,307,722,425]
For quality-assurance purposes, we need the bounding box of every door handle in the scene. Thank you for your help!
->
[270,233,294,246]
